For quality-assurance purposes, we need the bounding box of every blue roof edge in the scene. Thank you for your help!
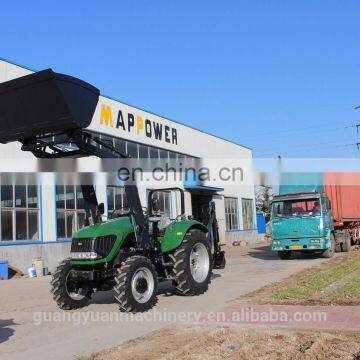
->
[184,184,224,192]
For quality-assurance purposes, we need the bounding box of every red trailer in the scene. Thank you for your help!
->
[324,173,360,244]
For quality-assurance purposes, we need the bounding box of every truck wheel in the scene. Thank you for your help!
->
[277,251,292,260]
[114,255,158,312]
[335,243,342,253]
[170,229,212,296]
[50,259,92,310]
[321,234,335,258]
[341,233,352,252]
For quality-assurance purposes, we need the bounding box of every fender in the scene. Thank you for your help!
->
[160,219,208,253]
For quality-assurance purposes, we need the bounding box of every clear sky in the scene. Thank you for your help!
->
[1,1,359,158]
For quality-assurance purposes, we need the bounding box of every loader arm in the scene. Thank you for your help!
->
[206,201,226,269]
[0,68,151,250]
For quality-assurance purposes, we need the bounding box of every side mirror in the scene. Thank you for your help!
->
[98,202,105,215]
[151,198,160,212]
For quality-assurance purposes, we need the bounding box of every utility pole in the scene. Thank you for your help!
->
[354,106,360,153]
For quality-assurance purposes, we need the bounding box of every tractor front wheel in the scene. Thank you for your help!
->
[170,229,212,296]
[50,259,92,310]
[114,255,158,312]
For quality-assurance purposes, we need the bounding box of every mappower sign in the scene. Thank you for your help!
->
[88,96,180,150]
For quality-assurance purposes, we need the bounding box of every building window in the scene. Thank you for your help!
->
[107,186,128,216]
[98,134,114,149]
[138,145,149,158]
[159,149,169,159]
[242,198,255,230]
[86,130,198,169]
[152,191,171,218]
[114,138,127,155]
[89,131,196,160]
[149,147,159,159]
[225,197,239,231]
[0,184,40,241]
[56,185,86,239]
[127,141,138,158]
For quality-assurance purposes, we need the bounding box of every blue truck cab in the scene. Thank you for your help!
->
[270,191,335,259]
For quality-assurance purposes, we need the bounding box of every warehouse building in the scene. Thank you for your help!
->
[0,59,256,273]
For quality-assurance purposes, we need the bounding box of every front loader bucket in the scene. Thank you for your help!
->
[0,69,99,143]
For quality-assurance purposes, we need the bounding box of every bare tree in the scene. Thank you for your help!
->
[255,185,273,222]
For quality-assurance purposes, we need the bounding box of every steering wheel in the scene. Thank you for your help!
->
[109,208,130,219]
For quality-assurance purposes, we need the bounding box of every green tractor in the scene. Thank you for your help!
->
[0,68,226,312]
[51,187,224,312]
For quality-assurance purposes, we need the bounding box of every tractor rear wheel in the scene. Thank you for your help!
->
[50,259,92,310]
[114,255,158,312]
[170,229,212,296]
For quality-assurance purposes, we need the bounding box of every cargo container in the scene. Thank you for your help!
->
[270,173,360,259]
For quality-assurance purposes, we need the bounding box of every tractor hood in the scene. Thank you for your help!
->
[74,216,134,239]
[271,216,321,240]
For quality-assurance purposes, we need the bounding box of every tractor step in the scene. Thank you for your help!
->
[213,251,226,269]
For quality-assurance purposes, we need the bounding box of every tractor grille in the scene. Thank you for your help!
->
[94,235,117,257]
[71,235,117,258]
[71,238,94,253]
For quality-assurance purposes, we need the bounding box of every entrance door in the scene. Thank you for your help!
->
[190,193,212,225]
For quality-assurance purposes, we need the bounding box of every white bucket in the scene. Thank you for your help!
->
[33,259,43,278]
[28,267,36,278]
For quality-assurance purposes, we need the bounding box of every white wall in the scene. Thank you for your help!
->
[89,96,252,159]
[40,176,57,242]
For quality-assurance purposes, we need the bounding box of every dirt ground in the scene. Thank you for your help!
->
[79,249,360,360]
[1,244,359,360]
[80,325,360,360]
[1,244,332,360]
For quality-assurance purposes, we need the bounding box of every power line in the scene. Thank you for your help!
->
[254,122,360,156]
[256,141,360,157]
[255,137,354,155]
[240,121,358,141]
[243,125,357,148]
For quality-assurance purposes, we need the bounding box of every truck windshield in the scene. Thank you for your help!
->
[272,198,321,218]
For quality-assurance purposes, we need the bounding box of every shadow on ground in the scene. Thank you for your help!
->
[247,245,321,261]
[91,290,116,304]
[0,319,17,343]
[90,273,222,304]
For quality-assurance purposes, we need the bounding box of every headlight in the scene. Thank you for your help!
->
[70,251,99,260]
[272,240,281,245]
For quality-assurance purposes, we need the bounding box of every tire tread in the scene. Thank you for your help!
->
[113,255,158,313]
[170,229,212,296]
